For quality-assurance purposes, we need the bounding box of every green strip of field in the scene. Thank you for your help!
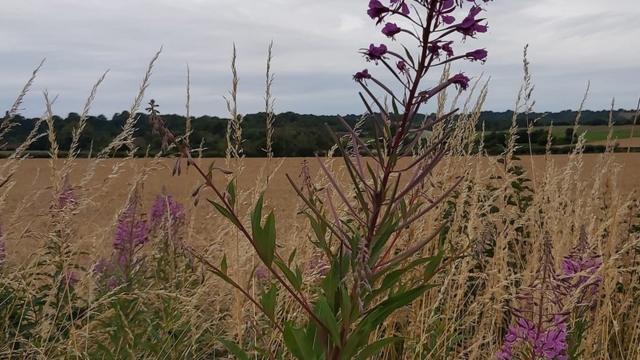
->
[529,125,639,143]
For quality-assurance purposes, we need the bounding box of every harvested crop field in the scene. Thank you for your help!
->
[2,154,638,262]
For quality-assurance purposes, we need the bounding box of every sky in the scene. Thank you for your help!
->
[1,0,639,118]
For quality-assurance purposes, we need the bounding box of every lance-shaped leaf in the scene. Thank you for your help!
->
[342,285,433,358]
[260,286,278,321]
[251,195,276,266]
[208,199,242,228]
[275,258,303,291]
[283,323,323,360]
[314,296,341,347]
[355,337,403,360]
[218,338,250,360]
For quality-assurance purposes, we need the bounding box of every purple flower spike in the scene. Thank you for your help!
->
[450,73,470,90]
[366,44,388,61]
[114,208,149,251]
[55,177,78,211]
[353,69,372,81]
[562,228,603,301]
[382,22,401,38]
[150,194,185,231]
[367,0,389,20]
[497,318,569,360]
[466,48,488,62]
[111,196,149,271]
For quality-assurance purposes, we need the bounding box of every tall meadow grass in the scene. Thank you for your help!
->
[1,1,639,359]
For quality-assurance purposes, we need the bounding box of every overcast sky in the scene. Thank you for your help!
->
[1,0,639,117]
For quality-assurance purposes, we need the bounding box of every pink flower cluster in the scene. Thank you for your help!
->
[561,242,603,298]
[497,316,568,360]
[497,231,603,359]
[149,194,186,232]
[355,0,493,100]
[94,193,186,289]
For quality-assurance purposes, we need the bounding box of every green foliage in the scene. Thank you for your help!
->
[3,111,638,158]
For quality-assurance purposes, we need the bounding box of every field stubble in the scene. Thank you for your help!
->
[2,153,638,262]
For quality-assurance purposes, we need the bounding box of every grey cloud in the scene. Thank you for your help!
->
[1,0,639,118]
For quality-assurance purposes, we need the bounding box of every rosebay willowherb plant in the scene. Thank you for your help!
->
[149,0,494,358]
[496,228,605,360]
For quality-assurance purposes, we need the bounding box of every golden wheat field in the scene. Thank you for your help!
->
[2,154,638,264]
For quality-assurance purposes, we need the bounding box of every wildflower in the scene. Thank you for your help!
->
[382,22,401,38]
[113,199,149,267]
[442,15,456,24]
[93,259,110,276]
[450,73,470,90]
[353,69,372,81]
[396,60,407,73]
[64,271,79,288]
[440,0,455,11]
[562,255,602,289]
[427,42,441,57]
[561,229,603,300]
[466,48,488,62]
[149,194,185,230]
[367,0,389,21]
[427,41,454,58]
[498,234,570,360]
[255,266,270,282]
[55,177,78,211]
[442,42,454,57]
[390,0,410,15]
[497,316,569,360]
[456,6,488,37]
[366,44,388,61]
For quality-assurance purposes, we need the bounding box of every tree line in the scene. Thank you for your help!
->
[0,109,637,157]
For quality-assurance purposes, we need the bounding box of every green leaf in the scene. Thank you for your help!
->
[355,337,402,360]
[220,254,228,275]
[343,285,433,358]
[424,249,445,281]
[251,194,264,238]
[251,195,277,266]
[257,211,276,266]
[208,199,241,228]
[226,179,237,206]
[373,255,439,296]
[370,216,399,263]
[283,323,321,360]
[288,248,297,266]
[218,338,250,360]
[275,258,303,291]
[315,297,341,347]
[260,286,278,321]
[307,215,329,252]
